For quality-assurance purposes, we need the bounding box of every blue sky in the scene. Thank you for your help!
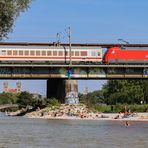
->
[2,0,148,94]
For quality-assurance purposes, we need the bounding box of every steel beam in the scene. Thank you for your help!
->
[0,66,147,79]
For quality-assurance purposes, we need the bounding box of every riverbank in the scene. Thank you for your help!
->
[25,104,148,121]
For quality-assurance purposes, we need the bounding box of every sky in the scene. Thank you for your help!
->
[1,0,148,94]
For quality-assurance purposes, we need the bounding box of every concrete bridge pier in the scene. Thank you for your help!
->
[47,79,79,103]
[65,80,79,104]
[47,79,66,103]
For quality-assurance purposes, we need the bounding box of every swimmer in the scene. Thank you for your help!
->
[125,121,130,127]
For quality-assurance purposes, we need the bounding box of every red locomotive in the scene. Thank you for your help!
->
[104,47,148,64]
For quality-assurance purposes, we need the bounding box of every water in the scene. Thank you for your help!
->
[0,113,147,148]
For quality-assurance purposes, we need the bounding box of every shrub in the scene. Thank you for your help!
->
[95,104,148,113]
[45,98,60,107]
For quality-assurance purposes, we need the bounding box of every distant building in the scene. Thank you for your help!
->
[3,81,22,93]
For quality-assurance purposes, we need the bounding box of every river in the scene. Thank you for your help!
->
[0,113,147,148]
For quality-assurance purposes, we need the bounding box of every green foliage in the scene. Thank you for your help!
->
[0,91,46,110]
[128,104,148,112]
[79,80,148,112]
[0,92,18,104]
[95,104,123,113]
[79,90,104,106]
[45,97,60,107]
[103,80,146,105]
[142,80,148,103]
[17,91,36,108]
[95,105,112,113]
[95,104,148,113]
[0,0,32,40]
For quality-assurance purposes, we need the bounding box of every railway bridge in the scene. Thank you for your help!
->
[0,63,148,102]
[0,42,148,102]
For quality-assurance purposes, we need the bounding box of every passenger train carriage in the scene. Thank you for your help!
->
[0,46,103,64]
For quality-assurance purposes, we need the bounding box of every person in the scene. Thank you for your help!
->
[114,114,119,119]
[125,121,130,127]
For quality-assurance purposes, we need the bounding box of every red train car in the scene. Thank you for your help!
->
[104,47,148,64]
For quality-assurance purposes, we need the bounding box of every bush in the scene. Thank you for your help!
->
[95,105,112,113]
[17,91,35,108]
[128,104,148,112]
[0,92,18,105]
[95,104,148,113]
[45,98,60,107]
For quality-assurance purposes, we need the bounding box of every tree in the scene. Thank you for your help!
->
[17,91,36,108]
[103,80,144,105]
[0,0,32,40]
[79,90,104,107]
[141,80,148,103]
[45,97,60,107]
[0,92,18,104]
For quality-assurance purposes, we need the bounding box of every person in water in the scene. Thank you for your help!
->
[125,121,130,126]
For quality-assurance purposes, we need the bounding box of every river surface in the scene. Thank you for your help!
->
[0,113,147,148]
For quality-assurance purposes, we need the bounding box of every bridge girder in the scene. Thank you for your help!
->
[0,64,147,79]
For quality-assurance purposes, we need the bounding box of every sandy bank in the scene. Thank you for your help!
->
[25,104,148,122]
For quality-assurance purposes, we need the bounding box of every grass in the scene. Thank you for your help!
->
[95,104,148,113]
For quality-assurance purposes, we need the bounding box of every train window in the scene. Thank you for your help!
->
[47,51,51,56]
[19,50,23,56]
[91,51,96,56]
[98,52,100,56]
[42,51,46,56]
[71,51,74,56]
[30,50,35,56]
[13,50,18,56]
[58,51,63,56]
[25,50,29,56]
[36,51,40,56]
[1,50,6,55]
[7,50,12,55]
[75,51,79,56]
[66,51,74,56]
[53,51,57,56]
[65,51,69,56]
[81,51,87,56]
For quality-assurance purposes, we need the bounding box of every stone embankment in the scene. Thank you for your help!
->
[25,104,100,119]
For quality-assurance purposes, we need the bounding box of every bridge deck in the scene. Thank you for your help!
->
[0,63,147,79]
[0,64,148,68]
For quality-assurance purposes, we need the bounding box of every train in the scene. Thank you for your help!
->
[0,45,148,64]
[104,47,148,64]
[0,45,102,64]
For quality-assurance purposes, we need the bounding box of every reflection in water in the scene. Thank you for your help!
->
[0,114,147,148]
